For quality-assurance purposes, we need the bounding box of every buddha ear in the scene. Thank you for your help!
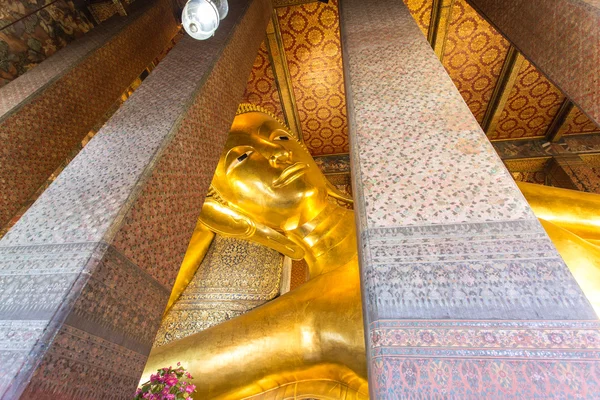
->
[326,180,353,205]
[198,198,305,260]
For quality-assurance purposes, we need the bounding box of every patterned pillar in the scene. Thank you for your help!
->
[0,0,180,231]
[547,154,600,193]
[339,0,600,397]
[467,0,599,126]
[0,0,270,397]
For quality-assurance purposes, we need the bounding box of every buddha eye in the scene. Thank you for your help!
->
[227,150,253,174]
[274,135,289,141]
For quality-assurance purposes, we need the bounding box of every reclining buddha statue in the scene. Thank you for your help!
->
[141,105,600,399]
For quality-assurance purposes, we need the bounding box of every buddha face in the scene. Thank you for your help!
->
[211,111,329,230]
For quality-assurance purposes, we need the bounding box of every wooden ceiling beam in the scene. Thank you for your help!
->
[481,45,525,136]
[544,99,573,143]
[492,134,600,160]
[265,13,305,141]
[428,0,454,61]
[271,0,317,7]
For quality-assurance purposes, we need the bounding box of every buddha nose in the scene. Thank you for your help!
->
[269,147,291,166]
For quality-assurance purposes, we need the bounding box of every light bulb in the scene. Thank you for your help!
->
[182,0,229,40]
[213,0,228,20]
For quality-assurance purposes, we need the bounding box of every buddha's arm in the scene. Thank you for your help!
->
[538,219,600,316]
[518,182,600,315]
[518,182,600,242]
[142,262,368,399]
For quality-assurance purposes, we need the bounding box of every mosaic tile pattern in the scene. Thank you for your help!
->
[277,0,349,155]
[22,324,149,399]
[0,0,180,230]
[0,0,270,397]
[154,236,282,346]
[341,0,536,229]
[558,106,600,136]
[362,221,593,321]
[241,39,285,121]
[469,0,600,126]
[0,0,94,88]
[339,0,599,396]
[491,60,565,140]
[442,0,510,123]
[371,320,600,398]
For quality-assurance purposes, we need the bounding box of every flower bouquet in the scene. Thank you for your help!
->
[134,363,196,400]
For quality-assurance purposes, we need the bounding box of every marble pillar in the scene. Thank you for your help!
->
[467,0,600,126]
[547,154,600,193]
[0,0,270,397]
[0,0,180,231]
[339,0,600,397]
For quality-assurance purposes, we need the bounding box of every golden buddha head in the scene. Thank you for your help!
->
[210,105,332,229]
[200,105,351,259]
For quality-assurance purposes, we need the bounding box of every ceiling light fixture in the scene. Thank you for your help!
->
[182,0,229,40]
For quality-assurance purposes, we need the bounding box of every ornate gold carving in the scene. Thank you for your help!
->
[154,236,283,347]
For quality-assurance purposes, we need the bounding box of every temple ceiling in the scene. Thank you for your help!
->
[241,0,600,162]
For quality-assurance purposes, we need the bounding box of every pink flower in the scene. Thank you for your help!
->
[166,395,175,400]
[165,375,178,386]
[177,362,181,366]
[185,372,193,379]
[185,384,196,394]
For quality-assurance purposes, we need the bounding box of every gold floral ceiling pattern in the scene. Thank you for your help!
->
[491,59,566,140]
[277,0,348,155]
[241,40,285,121]
[559,107,600,136]
[404,0,432,36]
[442,0,509,124]
[240,0,599,157]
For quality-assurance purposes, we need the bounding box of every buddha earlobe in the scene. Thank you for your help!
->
[199,199,305,260]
